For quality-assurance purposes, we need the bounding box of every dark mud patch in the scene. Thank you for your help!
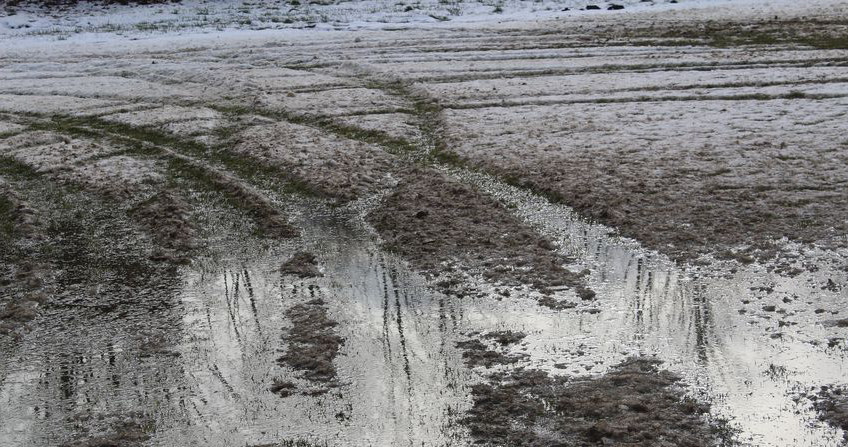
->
[465,358,729,447]
[484,330,527,346]
[0,177,40,239]
[280,252,322,278]
[277,298,344,394]
[367,169,591,306]
[805,385,848,440]
[61,413,151,447]
[0,179,51,334]
[456,338,527,368]
[249,441,329,447]
[129,190,198,264]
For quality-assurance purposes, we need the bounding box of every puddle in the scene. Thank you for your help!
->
[1,172,846,446]
[151,203,473,446]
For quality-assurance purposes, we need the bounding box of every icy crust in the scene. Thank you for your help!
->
[0,75,217,102]
[56,156,165,198]
[420,66,848,107]
[0,121,25,135]
[233,120,400,201]
[260,87,410,117]
[2,132,119,172]
[101,105,221,128]
[355,49,848,83]
[1,132,164,198]
[0,94,126,116]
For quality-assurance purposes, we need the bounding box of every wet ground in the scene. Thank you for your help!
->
[1,1,848,446]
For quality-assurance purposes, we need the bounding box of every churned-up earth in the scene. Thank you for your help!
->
[1,0,847,446]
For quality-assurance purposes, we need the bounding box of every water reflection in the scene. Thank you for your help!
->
[1,176,846,446]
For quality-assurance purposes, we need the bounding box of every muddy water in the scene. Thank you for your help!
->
[1,174,846,446]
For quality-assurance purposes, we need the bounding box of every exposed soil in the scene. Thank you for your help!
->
[808,385,848,441]
[367,169,592,306]
[280,252,322,279]
[484,330,527,346]
[0,176,40,238]
[129,190,197,264]
[277,298,344,393]
[0,177,51,334]
[61,414,151,447]
[465,358,727,447]
[456,338,527,368]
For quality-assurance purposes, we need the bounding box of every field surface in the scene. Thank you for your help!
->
[1,0,847,446]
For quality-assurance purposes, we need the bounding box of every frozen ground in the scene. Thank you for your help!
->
[1,0,847,446]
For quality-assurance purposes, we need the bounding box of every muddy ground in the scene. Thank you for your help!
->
[1,0,848,446]
[367,168,593,306]
[465,358,729,447]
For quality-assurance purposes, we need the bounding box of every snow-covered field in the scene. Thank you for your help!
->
[1,0,847,446]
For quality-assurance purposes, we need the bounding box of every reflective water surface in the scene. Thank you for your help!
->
[1,172,846,446]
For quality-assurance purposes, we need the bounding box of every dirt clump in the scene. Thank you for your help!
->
[456,338,527,368]
[280,252,322,278]
[823,318,848,328]
[465,358,727,447]
[61,419,150,447]
[60,410,151,447]
[484,330,527,346]
[0,298,39,322]
[367,169,592,305]
[129,190,198,264]
[0,178,40,238]
[270,379,297,398]
[277,299,344,393]
[807,385,848,439]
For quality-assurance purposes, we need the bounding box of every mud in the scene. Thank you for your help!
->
[0,176,39,237]
[465,358,727,447]
[808,386,848,441]
[367,169,592,306]
[0,177,51,334]
[277,297,344,393]
[129,190,197,264]
[1,2,847,446]
[280,252,322,278]
[61,415,151,447]
[456,337,527,368]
